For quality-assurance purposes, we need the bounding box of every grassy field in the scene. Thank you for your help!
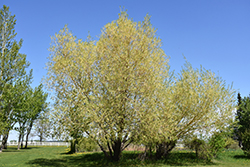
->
[1,146,250,167]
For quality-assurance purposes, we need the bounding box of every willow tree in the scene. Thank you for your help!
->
[150,61,236,159]
[46,12,169,161]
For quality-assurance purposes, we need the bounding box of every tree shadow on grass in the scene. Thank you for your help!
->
[234,154,249,160]
[27,158,67,167]
[61,151,73,155]
[22,147,40,149]
[27,152,106,167]
[159,152,217,166]
[3,146,39,152]
[27,151,218,167]
[113,152,217,167]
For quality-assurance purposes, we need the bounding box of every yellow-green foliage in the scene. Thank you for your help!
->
[224,137,238,149]
[142,60,235,146]
[46,11,168,151]
[45,10,236,160]
[76,137,99,152]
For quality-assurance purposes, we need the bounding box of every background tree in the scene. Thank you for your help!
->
[50,98,86,153]
[13,77,32,150]
[34,111,52,143]
[235,93,250,155]
[208,132,226,158]
[14,82,48,149]
[0,5,31,151]
[184,136,205,158]
[24,84,48,148]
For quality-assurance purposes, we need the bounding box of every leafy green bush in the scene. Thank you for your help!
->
[197,143,213,161]
[184,132,227,161]
[224,137,238,149]
[76,137,99,152]
[241,129,250,157]
[208,132,226,158]
[184,137,205,158]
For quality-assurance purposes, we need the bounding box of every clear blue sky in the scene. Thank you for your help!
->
[1,0,249,140]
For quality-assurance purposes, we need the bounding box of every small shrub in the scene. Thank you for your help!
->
[198,143,213,161]
[224,137,239,149]
[208,132,226,158]
[76,137,99,152]
[184,132,227,161]
[228,141,240,150]
[184,137,205,158]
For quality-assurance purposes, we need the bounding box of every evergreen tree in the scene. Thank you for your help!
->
[236,93,250,150]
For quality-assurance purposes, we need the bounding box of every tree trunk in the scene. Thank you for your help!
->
[85,131,109,159]
[25,122,33,148]
[25,133,29,148]
[97,142,109,158]
[97,139,122,161]
[17,133,22,150]
[21,134,24,149]
[0,135,2,153]
[112,139,122,161]
[25,131,30,148]
[39,132,43,144]
[156,140,176,159]
[156,143,164,159]
[239,140,243,148]
[195,147,198,158]
[138,145,148,161]
[70,140,76,153]
[2,133,9,149]
[70,134,78,153]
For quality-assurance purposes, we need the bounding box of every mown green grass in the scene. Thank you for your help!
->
[1,147,250,167]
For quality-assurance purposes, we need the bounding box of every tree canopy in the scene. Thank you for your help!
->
[46,11,236,161]
[0,5,48,151]
[235,93,250,155]
[0,5,32,151]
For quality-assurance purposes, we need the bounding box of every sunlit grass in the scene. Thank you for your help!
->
[0,146,250,167]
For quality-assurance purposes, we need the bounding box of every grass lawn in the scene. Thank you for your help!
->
[1,146,250,167]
